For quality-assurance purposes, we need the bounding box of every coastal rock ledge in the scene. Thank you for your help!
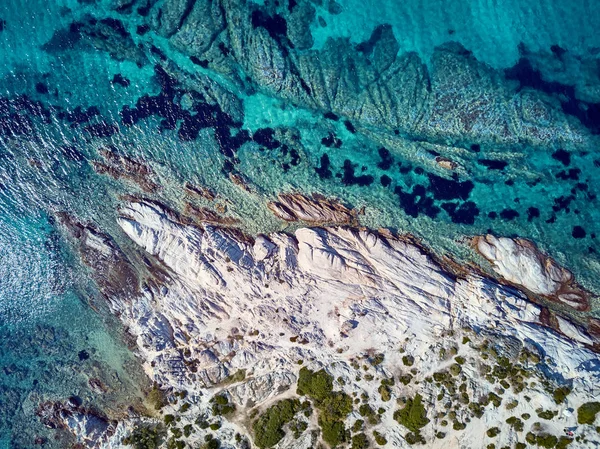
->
[64,200,600,449]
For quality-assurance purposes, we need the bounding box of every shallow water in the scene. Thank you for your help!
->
[0,0,599,446]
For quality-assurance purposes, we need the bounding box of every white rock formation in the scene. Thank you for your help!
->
[89,201,600,448]
[474,234,589,311]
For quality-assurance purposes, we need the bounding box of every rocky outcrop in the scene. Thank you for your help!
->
[36,400,116,449]
[92,147,160,193]
[57,199,599,448]
[474,234,590,311]
[267,193,355,224]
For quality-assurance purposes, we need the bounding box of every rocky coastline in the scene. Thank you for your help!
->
[50,194,600,449]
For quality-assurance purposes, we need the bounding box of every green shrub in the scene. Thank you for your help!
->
[506,416,524,432]
[359,404,380,425]
[297,368,334,403]
[146,385,167,411]
[537,409,557,420]
[319,416,347,447]
[405,431,425,445]
[536,434,558,448]
[378,384,392,402]
[453,421,466,431]
[352,419,364,432]
[209,423,221,431]
[399,374,413,385]
[449,364,462,376]
[165,438,185,449]
[223,369,246,385]
[122,424,166,449]
[373,430,387,445]
[455,356,466,365]
[253,399,301,448]
[370,353,385,366]
[211,394,236,416]
[556,436,573,449]
[402,355,415,366]
[351,433,369,449]
[577,402,600,425]
[164,415,175,426]
[552,386,571,404]
[289,420,308,439]
[393,393,429,432]
[486,427,500,438]
[179,403,190,413]
[183,425,193,438]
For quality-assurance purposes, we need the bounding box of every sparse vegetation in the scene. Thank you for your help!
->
[402,355,415,367]
[211,394,236,416]
[297,367,353,447]
[146,385,167,411]
[223,369,246,385]
[122,424,166,449]
[373,430,387,445]
[351,433,369,449]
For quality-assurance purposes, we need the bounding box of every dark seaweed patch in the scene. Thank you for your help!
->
[427,173,474,201]
[35,83,49,94]
[572,226,586,239]
[57,106,100,127]
[499,209,519,220]
[505,56,600,134]
[342,160,373,186]
[394,184,440,218]
[0,18,6,32]
[59,145,85,162]
[344,120,356,133]
[441,201,479,225]
[470,144,481,153]
[323,112,338,121]
[555,168,580,181]
[190,56,209,68]
[380,175,391,187]
[551,149,570,166]
[253,128,280,149]
[321,132,342,148]
[478,159,508,170]
[251,10,287,41]
[552,195,575,213]
[526,207,540,222]
[111,74,130,88]
[150,45,167,61]
[377,147,393,170]
[315,153,332,179]
[98,18,128,38]
[84,122,118,138]
[136,24,150,35]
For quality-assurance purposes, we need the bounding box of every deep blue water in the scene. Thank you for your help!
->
[0,0,599,446]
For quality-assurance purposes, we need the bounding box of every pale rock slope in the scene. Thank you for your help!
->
[77,200,600,449]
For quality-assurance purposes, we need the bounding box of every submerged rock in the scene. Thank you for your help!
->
[267,193,355,224]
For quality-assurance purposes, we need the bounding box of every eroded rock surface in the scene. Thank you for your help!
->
[71,200,600,448]
[268,193,355,224]
[474,234,589,311]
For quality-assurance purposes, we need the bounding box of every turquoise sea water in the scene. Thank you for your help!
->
[0,0,599,446]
